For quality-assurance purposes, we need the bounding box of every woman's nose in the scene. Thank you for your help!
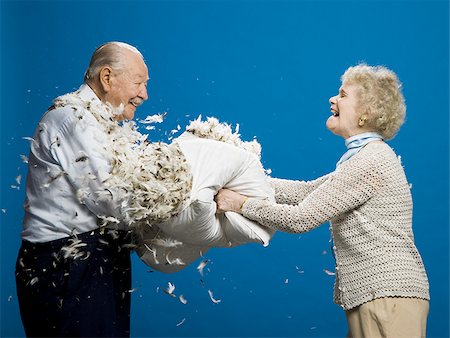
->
[329,95,337,104]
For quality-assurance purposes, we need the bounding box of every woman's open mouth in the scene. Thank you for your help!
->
[331,108,339,117]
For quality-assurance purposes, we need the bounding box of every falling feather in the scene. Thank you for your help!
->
[179,294,187,304]
[208,290,221,304]
[170,124,182,135]
[323,269,335,276]
[164,282,176,297]
[138,113,166,124]
[22,136,36,143]
[107,229,119,240]
[295,266,305,274]
[197,259,209,277]
[151,238,183,248]
[144,244,159,264]
[98,239,109,245]
[176,318,186,327]
[60,238,88,260]
[20,154,29,163]
[16,174,22,185]
[165,254,186,266]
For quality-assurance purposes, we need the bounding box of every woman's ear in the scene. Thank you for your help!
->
[99,66,113,92]
[358,113,368,127]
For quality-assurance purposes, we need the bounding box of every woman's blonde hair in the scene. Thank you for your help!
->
[342,63,406,140]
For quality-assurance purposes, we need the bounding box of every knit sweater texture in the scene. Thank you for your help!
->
[242,141,430,310]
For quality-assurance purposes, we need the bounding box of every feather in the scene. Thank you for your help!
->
[176,318,186,327]
[323,269,335,276]
[197,259,209,277]
[207,290,221,304]
[179,294,187,304]
[165,254,186,266]
[164,282,176,297]
[138,113,166,124]
[20,154,29,163]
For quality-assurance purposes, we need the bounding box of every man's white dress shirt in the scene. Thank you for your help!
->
[22,84,124,243]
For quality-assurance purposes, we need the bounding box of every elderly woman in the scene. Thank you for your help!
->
[215,64,430,338]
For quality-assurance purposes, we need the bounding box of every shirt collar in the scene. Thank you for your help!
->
[337,132,384,167]
[76,83,102,103]
[345,132,384,150]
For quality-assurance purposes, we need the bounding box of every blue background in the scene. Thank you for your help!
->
[1,0,449,337]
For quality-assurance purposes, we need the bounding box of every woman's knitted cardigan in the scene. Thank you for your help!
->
[242,141,430,310]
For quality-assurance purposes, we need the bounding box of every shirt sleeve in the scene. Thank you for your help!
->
[243,155,385,233]
[269,175,330,205]
[45,109,126,221]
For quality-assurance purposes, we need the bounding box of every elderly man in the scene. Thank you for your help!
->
[15,42,149,337]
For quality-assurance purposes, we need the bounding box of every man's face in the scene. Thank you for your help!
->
[105,50,149,120]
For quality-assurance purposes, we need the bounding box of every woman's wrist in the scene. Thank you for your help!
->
[239,197,249,213]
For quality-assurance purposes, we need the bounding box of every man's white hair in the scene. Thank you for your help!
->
[84,41,144,82]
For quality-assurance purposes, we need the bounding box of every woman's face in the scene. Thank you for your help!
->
[327,83,364,139]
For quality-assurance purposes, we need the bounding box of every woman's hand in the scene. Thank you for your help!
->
[214,189,248,214]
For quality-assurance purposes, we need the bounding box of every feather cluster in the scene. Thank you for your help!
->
[53,92,192,228]
[186,115,262,158]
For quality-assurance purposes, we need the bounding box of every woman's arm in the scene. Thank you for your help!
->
[216,154,384,234]
[269,175,330,205]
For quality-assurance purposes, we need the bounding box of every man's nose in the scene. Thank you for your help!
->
[139,84,148,101]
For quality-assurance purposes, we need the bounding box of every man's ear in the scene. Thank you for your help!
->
[99,66,113,92]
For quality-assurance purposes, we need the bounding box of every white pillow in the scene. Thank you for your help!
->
[135,223,209,274]
[135,132,275,273]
